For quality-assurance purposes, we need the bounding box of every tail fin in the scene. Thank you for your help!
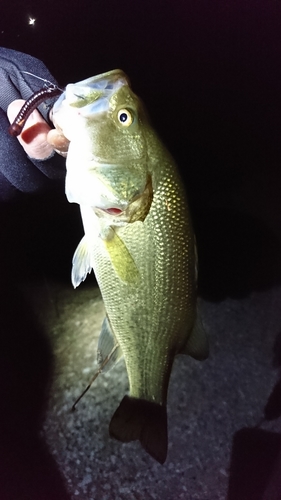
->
[109,396,168,464]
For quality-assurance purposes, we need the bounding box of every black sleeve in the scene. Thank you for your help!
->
[0,47,65,201]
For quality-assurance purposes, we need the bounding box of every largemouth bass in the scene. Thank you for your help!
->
[53,70,209,464]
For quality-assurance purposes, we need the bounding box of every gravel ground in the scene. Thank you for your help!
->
[2,276,280,500]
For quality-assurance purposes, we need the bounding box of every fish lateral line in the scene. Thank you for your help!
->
[71,342,120,411]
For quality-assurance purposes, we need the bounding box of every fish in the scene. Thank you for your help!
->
[52,70,209,464]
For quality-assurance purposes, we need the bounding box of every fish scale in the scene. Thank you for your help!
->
[91,159,196,405]
[52,69,208,464]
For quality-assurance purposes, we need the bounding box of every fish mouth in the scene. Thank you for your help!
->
[55,70,130,118]
[71,69,130,92]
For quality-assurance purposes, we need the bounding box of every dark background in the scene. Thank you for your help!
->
[2,0,281,297]
[1,1,281,499]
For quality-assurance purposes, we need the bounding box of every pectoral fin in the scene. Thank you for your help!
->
[102,228,140,285]
[180,314,209,361]
[71,235,92,288]
[97,316,123,372]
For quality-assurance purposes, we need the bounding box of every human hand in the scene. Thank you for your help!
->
[0,47,68,199]
[7,99,69,160]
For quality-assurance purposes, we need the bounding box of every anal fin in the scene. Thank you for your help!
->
[71,317,122,411]
[180,314,209,361]
[97,316,123,372]
[109,396,168,465]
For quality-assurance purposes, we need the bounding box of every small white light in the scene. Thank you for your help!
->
[28,17,36,26]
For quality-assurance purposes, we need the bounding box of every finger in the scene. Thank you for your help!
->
[7,99,54,160]
[47,128,70,157]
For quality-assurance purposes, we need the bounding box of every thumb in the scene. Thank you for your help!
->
[7,99,54,160]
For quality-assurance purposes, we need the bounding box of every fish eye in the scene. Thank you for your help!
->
[117,109,133,127]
